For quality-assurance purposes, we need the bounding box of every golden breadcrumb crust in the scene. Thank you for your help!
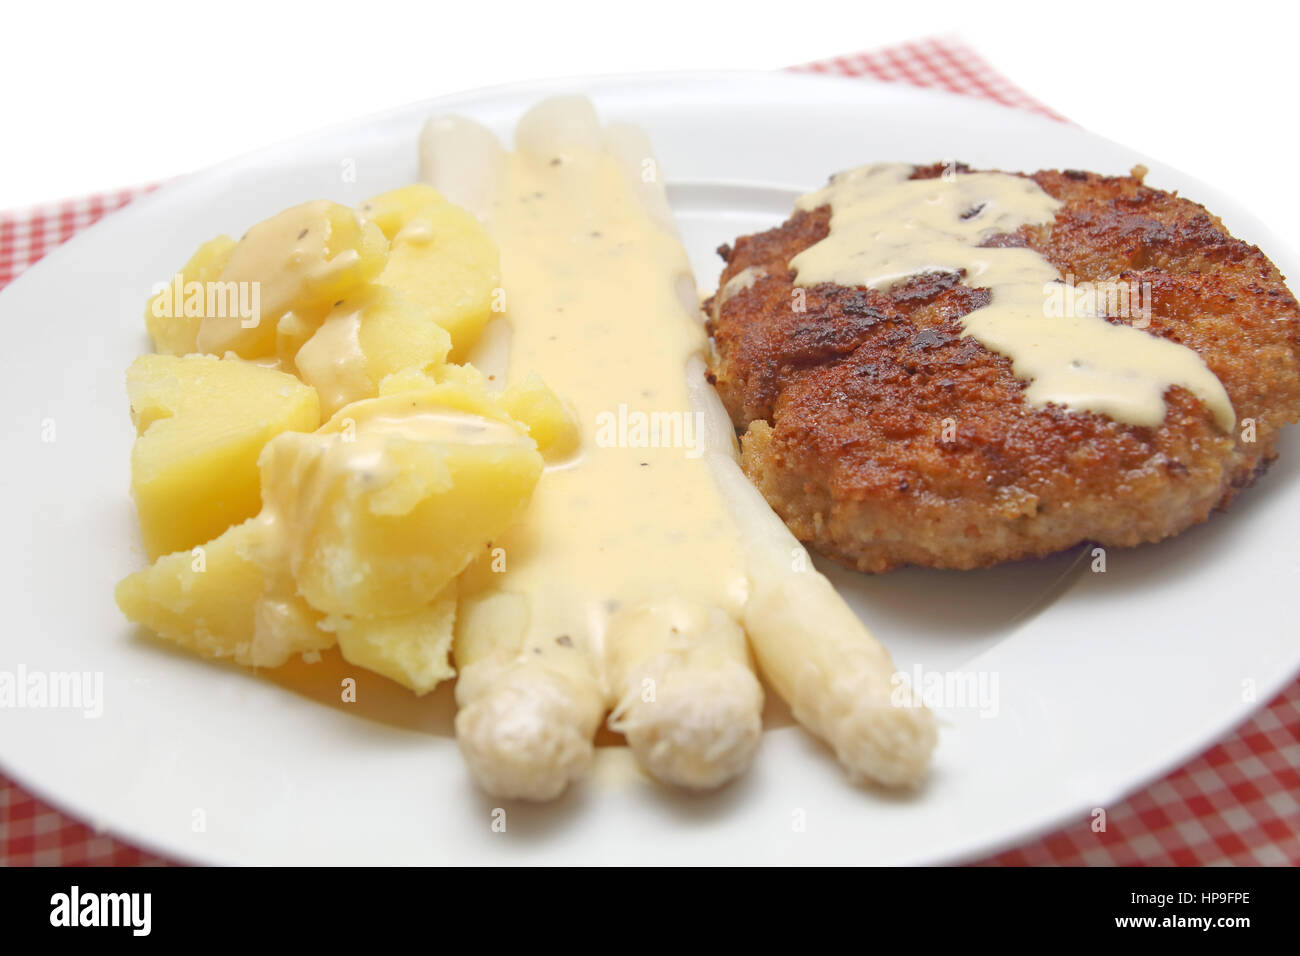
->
[705,164,1300,572]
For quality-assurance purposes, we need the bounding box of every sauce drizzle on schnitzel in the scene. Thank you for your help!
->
[791,163,1233,431]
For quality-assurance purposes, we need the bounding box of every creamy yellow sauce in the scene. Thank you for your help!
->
[792,163,1234,431]
[359,409,524,445]
[457,142,748,659]
[196,199,360,356]
[294,304,368,417]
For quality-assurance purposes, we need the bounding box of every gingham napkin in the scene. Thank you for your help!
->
[2,37,1296,867]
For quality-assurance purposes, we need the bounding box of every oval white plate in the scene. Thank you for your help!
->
[2,71,1297,866]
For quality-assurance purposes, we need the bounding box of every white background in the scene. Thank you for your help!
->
[4,0,1297,247]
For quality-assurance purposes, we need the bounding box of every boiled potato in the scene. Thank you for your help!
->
[145,235,237,355]
[119,191,526,697]
[502,372,580,460]
[127,354,319,559]
[114,518,333,667]
[196,200,388,359]
[258,384,543,619]
[356,184,444,240]
[362,185,499,360]
[390,366,579,458]
[357,287,453,386]
[378,363,476,395]
[118,516,458,688]
[294,285,452,417]
[326,582,458,695]
[378,363,513,417]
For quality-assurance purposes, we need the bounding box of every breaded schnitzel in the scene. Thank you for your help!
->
[706,163,1300,572]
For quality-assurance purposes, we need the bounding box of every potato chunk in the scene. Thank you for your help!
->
[502,372,580,460]
[127,354,320,559]
[363,185,500,360]
[294,285,452,417]
[326,582,458,695]
[115,519,333,667]
[196,200,388,359]
[258,386,542,618]
[145,235,237,355]
[357,184,444,240]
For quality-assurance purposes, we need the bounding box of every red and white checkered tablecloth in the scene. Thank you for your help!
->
[2,37,1297,867]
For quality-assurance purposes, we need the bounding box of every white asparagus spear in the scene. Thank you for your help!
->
[686,359,938,787]
[453,591,606,801]
[418,115,506,223]
[421,107,610,801]
[605,599,762,790]
[601,122,678,236]
[596,113,764,789]
[425,99,765,797]
[421,109,605,799]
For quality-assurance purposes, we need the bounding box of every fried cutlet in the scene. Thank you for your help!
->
[705,164,1300,572]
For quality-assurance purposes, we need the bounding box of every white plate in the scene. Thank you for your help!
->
[2,71,1297,866]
